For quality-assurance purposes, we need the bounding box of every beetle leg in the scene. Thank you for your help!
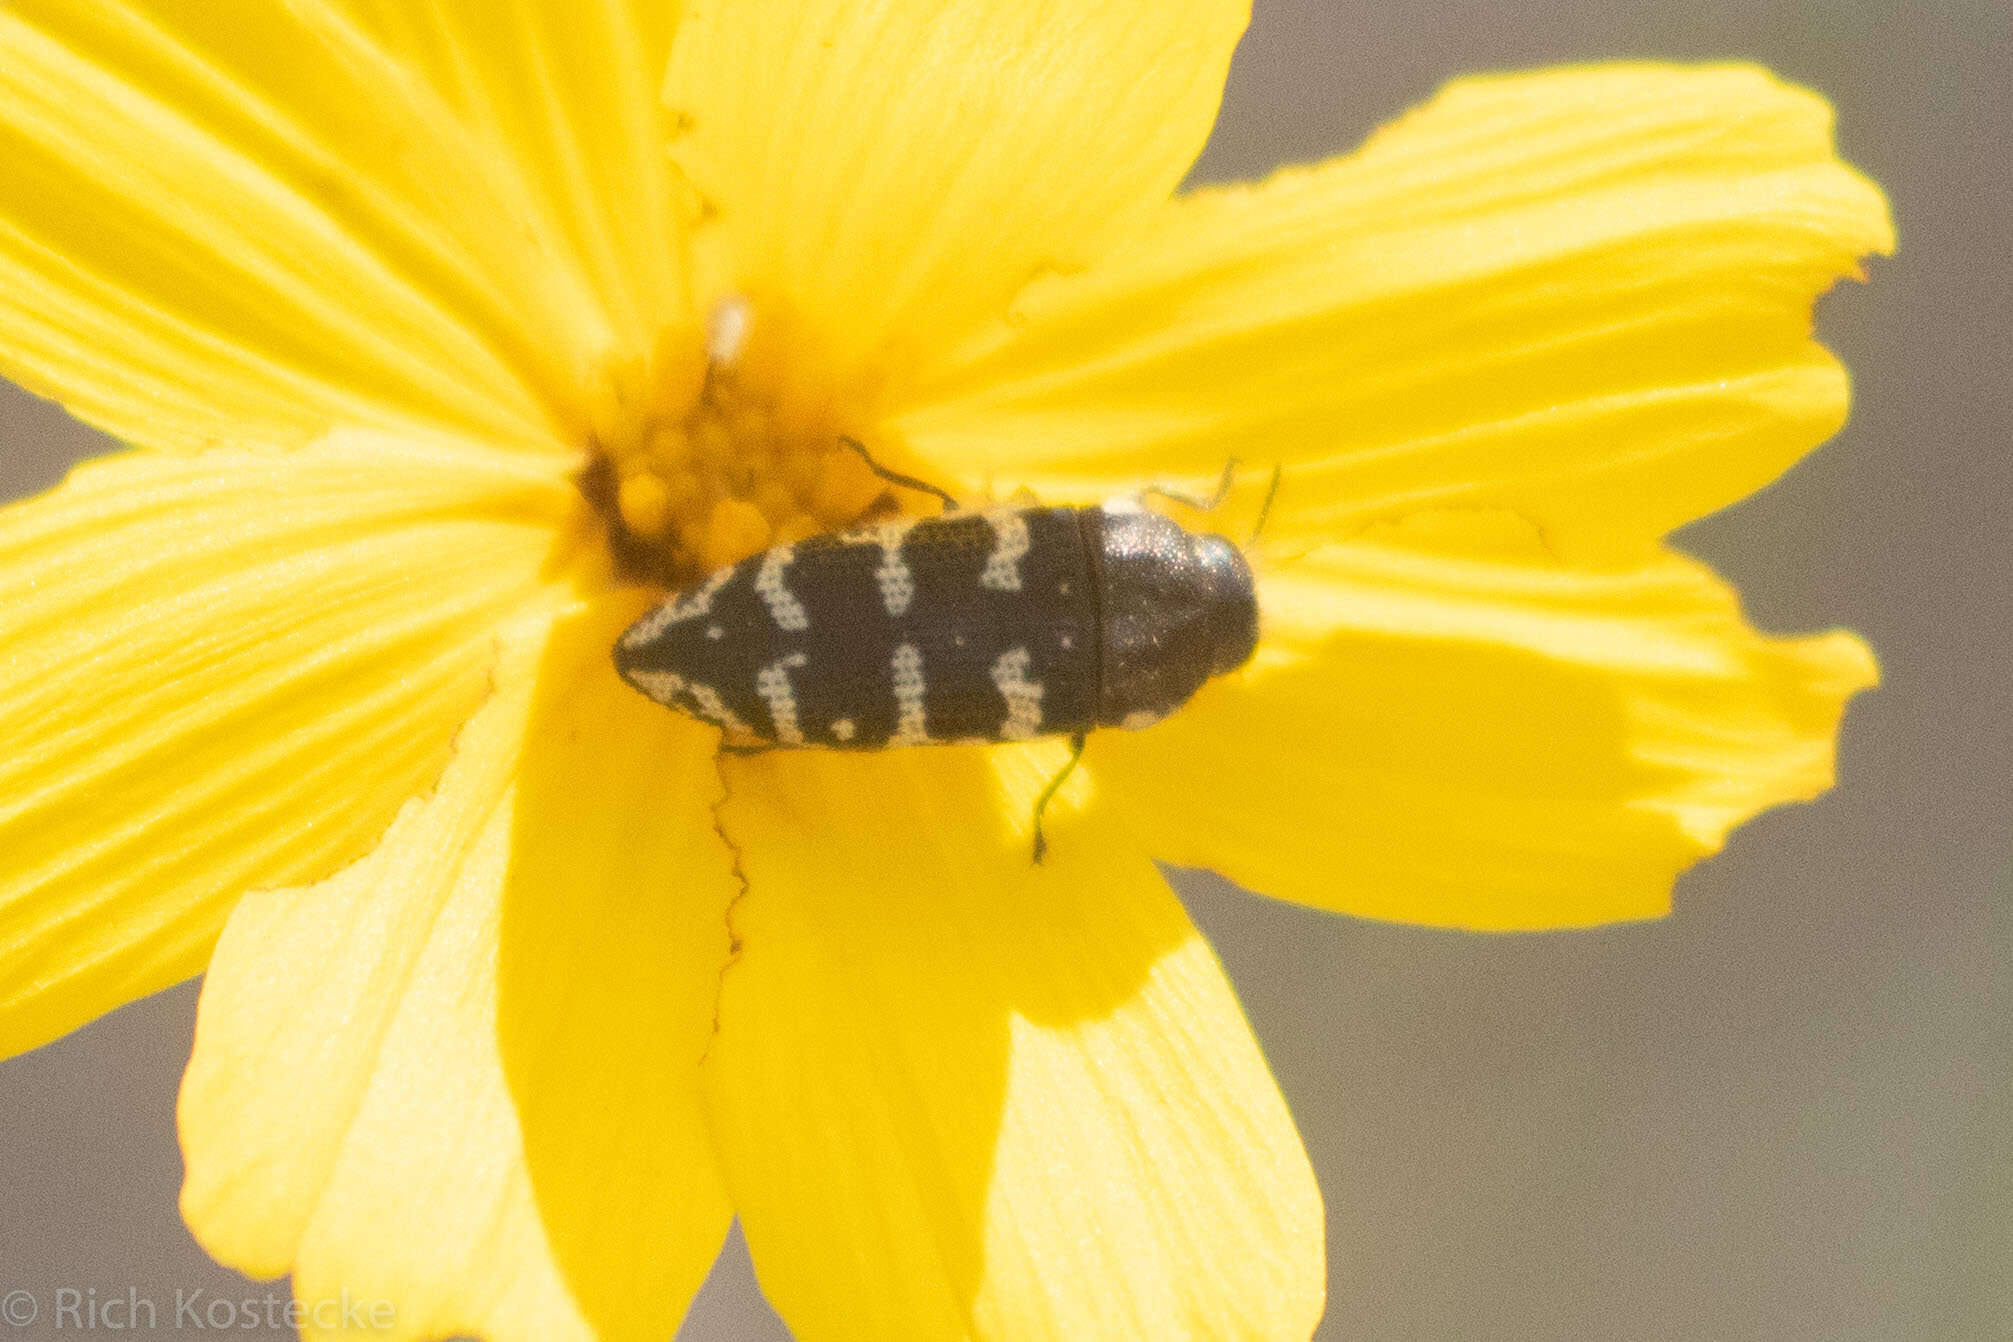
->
[1030,730,1089,865]
[838,436,961,511]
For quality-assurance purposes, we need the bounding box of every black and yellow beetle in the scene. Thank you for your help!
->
[614,446,1269,859]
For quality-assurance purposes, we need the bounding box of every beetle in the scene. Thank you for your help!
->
[613,447,1269,860]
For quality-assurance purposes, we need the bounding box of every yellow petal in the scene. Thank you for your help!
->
[496,599,743,1340]
[664,0,1249,389]
[706,746,1323,1341]
[180,601,739,1342]
[894,63,1894,555]
[0,1,660,453]
[1095,512,1877,930]
[0,431,571,1062]
[334,0,689,352]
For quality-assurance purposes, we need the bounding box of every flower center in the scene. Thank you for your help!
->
[578,299,900,589]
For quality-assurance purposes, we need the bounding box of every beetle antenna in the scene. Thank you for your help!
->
[1141,458,1239,514]
[1246,464,1283,549]
[839,436,960,511]
[1030,731,1088,865]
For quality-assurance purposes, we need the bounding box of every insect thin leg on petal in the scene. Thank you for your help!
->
[1030,730,1089,865]
[839,435,960,511]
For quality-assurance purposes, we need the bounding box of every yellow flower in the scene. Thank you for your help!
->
[0,1,1890,1339]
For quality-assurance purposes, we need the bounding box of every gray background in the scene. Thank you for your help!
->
[2,0,2007,1338]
